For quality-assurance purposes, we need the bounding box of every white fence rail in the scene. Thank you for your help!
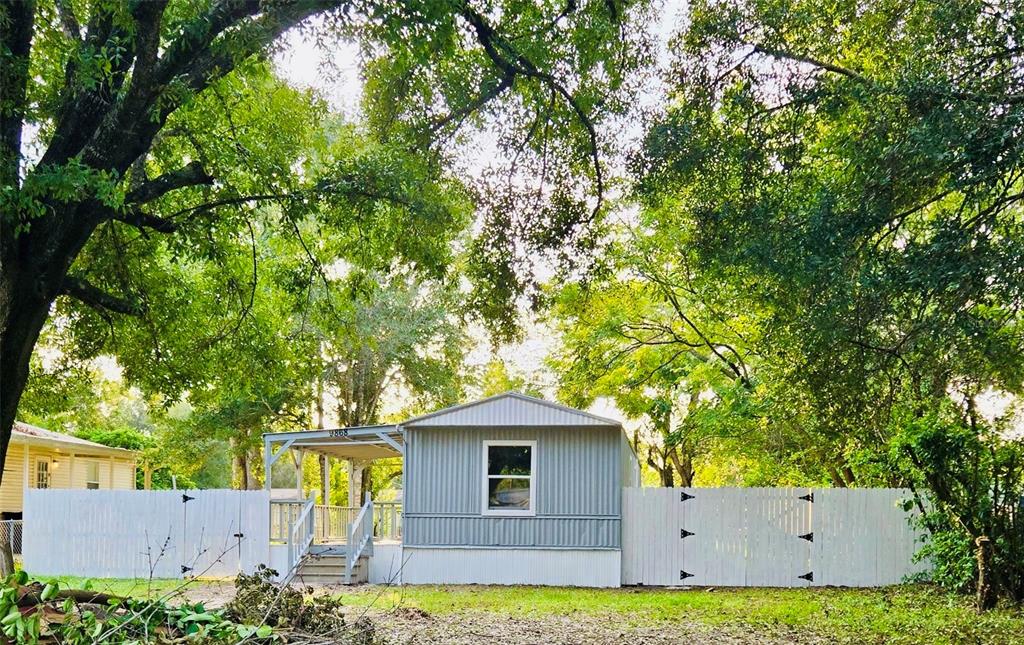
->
[622,487,927,587]
[24,490,270,579]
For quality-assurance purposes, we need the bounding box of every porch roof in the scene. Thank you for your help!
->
[262,424,403,462]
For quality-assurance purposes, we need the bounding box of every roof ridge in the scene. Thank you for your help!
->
[402,391,622,427]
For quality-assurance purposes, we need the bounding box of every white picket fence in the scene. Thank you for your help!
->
[23,489,270,579]
[622,487,927,587]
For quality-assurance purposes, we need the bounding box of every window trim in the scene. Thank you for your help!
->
[481,440,537,517]
[34,458,51,489]
[85,461,101,490]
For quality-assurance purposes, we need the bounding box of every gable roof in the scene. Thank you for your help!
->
[402,391,621,428]
[13,422,138,457]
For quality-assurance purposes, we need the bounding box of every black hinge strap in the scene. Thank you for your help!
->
[680,529,694,539]
[798,493,814,503]
[182,493,195,503]
[680,491,695,502]
[798,571,813,582]
[798,532,813,542]
[680,570,694,581]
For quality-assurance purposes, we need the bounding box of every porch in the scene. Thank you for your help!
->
[262,424,404,584]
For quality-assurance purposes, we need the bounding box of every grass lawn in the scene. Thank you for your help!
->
[43,575,215,601]
[336,584,1024,644]
[24,577,1024,643]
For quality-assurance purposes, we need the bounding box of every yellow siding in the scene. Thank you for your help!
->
[0,448,25,514]
[112,461,135,489]
[1,443,136,515]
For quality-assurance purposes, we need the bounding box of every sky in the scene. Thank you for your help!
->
[270,4,683,425]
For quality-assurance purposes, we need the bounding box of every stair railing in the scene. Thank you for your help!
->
[282,494,316,585]
[344,493,374,583]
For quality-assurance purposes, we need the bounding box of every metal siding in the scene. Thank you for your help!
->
[368,544,404,584]
[405,426,621,548]
[401,547,621,587]
[406,396,614,427]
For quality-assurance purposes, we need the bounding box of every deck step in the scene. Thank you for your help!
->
[294,555,367,585]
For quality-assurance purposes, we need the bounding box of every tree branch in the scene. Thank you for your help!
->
[430,72,515,133]
[752,43,1024,105]
[111,210,180,234]
[458,2,606,214]
[60,276,141,315]
[752,44,866,81]
[125,161,214,205]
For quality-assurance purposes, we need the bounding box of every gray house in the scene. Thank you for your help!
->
[263,392,639,587]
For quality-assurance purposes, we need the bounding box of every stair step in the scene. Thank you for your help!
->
[294,554,368,585]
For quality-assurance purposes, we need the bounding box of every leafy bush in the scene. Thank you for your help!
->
[4,566,374,643]
[891,405,1024,608]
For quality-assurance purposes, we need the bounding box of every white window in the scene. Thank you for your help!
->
[35,460,50,489]
[482,440,536,516]
[85,462,100,490]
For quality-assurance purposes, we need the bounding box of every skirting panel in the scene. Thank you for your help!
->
[369,544,404,584]
[400,547,620,587]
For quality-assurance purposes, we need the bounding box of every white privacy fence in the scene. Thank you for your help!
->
[622,487,927,587]
[24,490,269,579]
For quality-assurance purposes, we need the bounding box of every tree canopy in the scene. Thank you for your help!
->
[1,0,654,488]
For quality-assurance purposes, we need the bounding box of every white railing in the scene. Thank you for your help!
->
[345,495,374,583]
[270,500,306,542]
[283,495,316,585]
[310,502,402,543]
[375,501,402,541]
[314,505,359,543]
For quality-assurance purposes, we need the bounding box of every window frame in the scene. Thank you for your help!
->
[85,461,101,490]
[481,440,537,517]
[34,459,51,489]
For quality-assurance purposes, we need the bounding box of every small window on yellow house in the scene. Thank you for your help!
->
[35,460,50,489]
[85,462,100,490]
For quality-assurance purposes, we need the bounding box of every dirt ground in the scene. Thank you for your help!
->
[181,581,830,644]
[358,606,831,645]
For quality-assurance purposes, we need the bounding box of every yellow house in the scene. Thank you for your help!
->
[1,422,139,518]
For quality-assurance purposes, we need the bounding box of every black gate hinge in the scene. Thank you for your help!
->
[680,529,694,539]
[680,570,694,581]
[798,571,813,582]
[233,533,244,539]
[182,493,195,503]
[798,493,814,503]
[680,491,695,502]
[798,532,813,542]
[181,565,193,575]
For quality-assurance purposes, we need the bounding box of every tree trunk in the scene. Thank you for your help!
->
[1,205,105,489]
[360,463,373,505]
[230,439,245,489]
[245,450,259,490]
[0,519,14,577]
[976,535,997,611]
[668,447,695,487]
[0,270,59,489]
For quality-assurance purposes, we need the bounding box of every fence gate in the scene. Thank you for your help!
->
[24,489,270,579]
[622,487,923,587]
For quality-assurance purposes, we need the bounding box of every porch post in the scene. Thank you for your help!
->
[347,459,355,508]
[293,449,304,500]
[321,455,330,505]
